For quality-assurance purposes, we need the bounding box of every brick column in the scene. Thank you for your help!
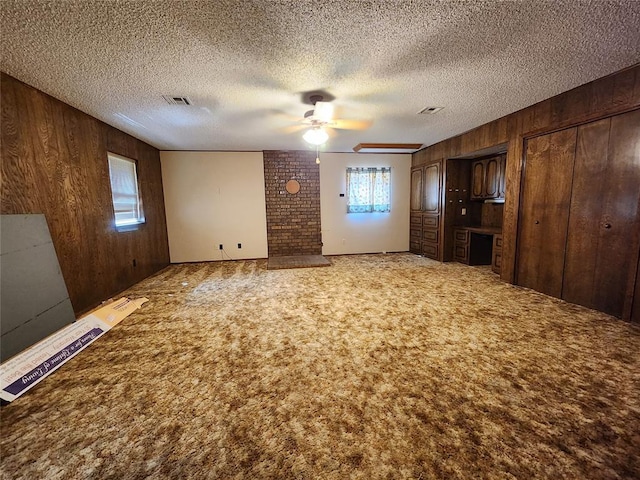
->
[263,151,322,256]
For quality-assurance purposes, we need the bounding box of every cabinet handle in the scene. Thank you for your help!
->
[535,220,540,224]
[604,223,612,229]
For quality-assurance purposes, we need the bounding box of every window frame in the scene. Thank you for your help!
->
[107,152,145,231]
[346,166,391,214]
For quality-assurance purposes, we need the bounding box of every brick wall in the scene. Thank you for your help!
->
[263,150,322,256]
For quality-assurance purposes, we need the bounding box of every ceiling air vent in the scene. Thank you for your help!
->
[162,95,192,106]
[418,106,444,114]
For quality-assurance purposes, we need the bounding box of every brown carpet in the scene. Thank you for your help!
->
[267,255,332,270]
[1,253,639,479]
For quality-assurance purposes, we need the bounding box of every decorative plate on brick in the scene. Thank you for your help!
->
[286,180,300,194]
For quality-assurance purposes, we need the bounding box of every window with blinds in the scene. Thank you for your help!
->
[346,167,391,213]
[107,153,144,228]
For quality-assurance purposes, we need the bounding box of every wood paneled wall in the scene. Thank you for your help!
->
[412,64,640,301]
[1,73,170,315]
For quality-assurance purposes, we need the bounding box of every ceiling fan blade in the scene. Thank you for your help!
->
[330,119,372,131]
[281,124,308,134]
[267,108,305,124]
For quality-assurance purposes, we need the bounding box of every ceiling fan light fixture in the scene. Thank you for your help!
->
[303,127,329,145]
[313,101,334,123]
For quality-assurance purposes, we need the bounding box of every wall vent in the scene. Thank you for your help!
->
[418,106,444,114]
[162,95,192,106]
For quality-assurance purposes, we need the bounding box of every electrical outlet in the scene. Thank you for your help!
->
[237,243,242,249]
[219,244,223,250]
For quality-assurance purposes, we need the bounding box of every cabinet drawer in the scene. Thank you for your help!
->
[423,215,439,228]
[410,228,421,239]
[454,229,469,243]
[410,215,422,226]
[422,242,439,259]
[410,241,421,254]
[454,244,469,263]
[493,234,503,249]
[422,229,439,243]
[492,251,502,274]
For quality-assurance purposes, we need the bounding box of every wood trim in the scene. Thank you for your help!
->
[353,143,423,152]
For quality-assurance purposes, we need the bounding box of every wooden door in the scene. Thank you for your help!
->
[516,128,577,298]
[563,109,640,317]
[422,163,441,213]
[410,167,423,211]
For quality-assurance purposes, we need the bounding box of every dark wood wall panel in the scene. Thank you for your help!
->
[1,73,170,315]
[411,64,640,318]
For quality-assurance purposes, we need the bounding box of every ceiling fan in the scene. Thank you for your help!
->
[285,93,372,146]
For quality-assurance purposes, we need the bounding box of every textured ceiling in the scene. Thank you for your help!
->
[1,1,639,153]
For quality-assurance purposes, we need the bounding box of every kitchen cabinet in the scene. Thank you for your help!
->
[470,155,505,201]
[516,109,640,318]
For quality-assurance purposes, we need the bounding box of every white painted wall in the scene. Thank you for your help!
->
[160,151,268,262]
[319,153,411,255]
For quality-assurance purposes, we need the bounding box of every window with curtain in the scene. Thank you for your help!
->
[107,153,145,228]
[346,167,391,213]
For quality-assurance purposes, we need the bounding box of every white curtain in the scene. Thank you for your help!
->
[346,167,391,213]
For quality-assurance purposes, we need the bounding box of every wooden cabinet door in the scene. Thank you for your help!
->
[498,155,506,199]
[562,109,640,318]
[470,160,485,199]
[422,163,441,213]
[484,157,500,198]
[410,167,423,211]
[516,128,577,298]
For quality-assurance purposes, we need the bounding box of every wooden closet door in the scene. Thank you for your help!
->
[563,109,640,318]
[422,163,441,213]
[410,167,423,211]
[516,128,577,297]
